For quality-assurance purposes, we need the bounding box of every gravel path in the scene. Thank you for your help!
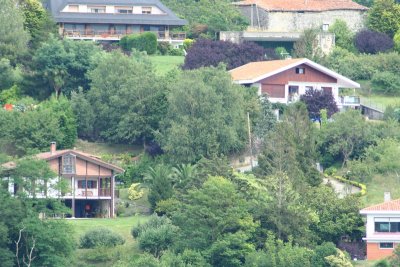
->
[323,177,361,198]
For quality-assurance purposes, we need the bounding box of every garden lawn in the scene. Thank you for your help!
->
[149,55,184,75]
[67,215,150,245]
[74,139,142,156]
[362,173,400,207]
[69,216,150,267]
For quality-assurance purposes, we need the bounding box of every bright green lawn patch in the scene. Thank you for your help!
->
[69,216,150,267]
[353,260,378,267]
[362,173,400,207]
[361,95,400,110]
[67,215,150,245]
[354,80,400,109]
[75,139,142,156]
[149,55,184,75]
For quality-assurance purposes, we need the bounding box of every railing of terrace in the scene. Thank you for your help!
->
[63,30,186,40]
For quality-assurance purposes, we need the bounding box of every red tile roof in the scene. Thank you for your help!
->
[235,0,368,12]
[361,199,400,212]
[2,149,124,173]
[230,58,304,81]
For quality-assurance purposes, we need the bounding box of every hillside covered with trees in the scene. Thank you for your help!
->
[1,0,400,266]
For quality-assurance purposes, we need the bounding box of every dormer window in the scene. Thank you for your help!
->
[62,154,76,174]
[69,5,79,12]
[116,6,132,14]
[88,6,106,13]
[142,6,152,14]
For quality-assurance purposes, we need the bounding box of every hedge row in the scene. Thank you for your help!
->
[120,32,157,55]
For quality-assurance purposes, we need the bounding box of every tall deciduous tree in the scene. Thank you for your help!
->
[87,50,166,144]
[0,0,30,61]
[170,176,257,264]
[21,0,57,50]
[319,109,372,167]
[367,0,400,37]
[328,20,355,52]
[159,65,248,163]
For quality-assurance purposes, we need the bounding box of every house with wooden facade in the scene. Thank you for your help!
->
[229,58,360,109]
[360,193,400,260]
[45,0,187,45]
[2,142,124,218]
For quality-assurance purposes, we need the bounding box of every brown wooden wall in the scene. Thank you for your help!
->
[47,157,112,177]
[259,64,337,85]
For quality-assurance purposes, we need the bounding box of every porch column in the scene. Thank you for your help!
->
[111,173,115,218]
[72,176,75,218]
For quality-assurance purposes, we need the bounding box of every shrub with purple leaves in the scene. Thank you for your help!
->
[300,88,339,119]
[183,39,276,70]
[354,29,394,54]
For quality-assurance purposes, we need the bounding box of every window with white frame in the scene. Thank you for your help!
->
[88,6,106,13]
[142,6,152,14]
[375,217,400,232]
[62,154,76,174]
[68,5,79,12]
[115,6,132,14]
[380,242,394,249]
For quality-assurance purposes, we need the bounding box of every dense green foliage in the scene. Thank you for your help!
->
[160,0,247,38]
[367,0,400,37]
[0,96,77,155]
[80,228,125,248]
[158,65,249,163]
[120,32,158,55]
[21,0,57,50]
[75,50,167,144]
[0,188,75,267]
[328,20,355,52]
[0,0,30,61]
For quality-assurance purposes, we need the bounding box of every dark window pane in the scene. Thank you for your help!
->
[375,222,390,232]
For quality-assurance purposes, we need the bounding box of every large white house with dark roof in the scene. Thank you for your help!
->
[45,0,187,44]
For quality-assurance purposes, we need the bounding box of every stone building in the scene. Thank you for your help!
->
[235,0,368,32]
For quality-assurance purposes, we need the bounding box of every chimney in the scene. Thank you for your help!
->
[384,192,391,202]
[50,142,56,154]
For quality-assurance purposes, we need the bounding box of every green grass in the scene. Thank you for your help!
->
[67,215,150,245]
[354,80,400,109]
[354,260,378,267]
[362,173,400,207]
[68,216,150,267]
[149,55,184,75]
[74,139,142,156]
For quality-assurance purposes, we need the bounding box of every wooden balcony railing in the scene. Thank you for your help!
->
[99,188,111,197]
[63,30,186,40]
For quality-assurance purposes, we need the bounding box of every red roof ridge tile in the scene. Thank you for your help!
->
[361,198,400,212]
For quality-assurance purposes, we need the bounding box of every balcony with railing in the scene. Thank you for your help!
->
[340,95,361,106]
[62,29,186,41]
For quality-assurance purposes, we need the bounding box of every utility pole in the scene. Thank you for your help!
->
[247,112,254,170]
